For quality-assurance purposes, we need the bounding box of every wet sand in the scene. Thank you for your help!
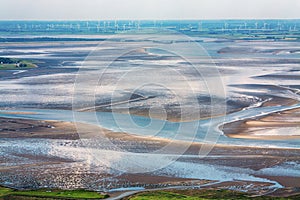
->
[223,107,300,140]
[1,116,300,196]
[0,117,79,140]
[0,28,299,198]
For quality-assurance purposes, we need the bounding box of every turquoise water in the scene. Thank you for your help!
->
[1,103,300,149]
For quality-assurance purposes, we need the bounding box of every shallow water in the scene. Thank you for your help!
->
[1,32,300,190]
[0,137,291,190]
[1,102,300,149]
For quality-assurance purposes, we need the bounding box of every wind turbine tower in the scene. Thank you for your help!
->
[224,22,229,30]
[263,23,268,30]
[198,21,202,31]
[137,20,141,30]
[114,20,119,32]
[86,21,90,32]
[97,21,100,32]
[277,22,282,31]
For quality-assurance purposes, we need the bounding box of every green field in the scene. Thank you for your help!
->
[127,190,300,200]
[2,186,300,200]
[0,58,36,70]
[0,187,108,199]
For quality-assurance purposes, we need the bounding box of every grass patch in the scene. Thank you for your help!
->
[0,186,14,198]
[0,187,108,199]
[0,57,36,70]
[129,191,193,200]
[128,189,300,200]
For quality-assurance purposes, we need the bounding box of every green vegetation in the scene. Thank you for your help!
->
[0,186,108,199]
[129,191,194,200]
[0,57,36,70]
[2,187,300,200]
[128,189,300,200]
[0,187,13,198]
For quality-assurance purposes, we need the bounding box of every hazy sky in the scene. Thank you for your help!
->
[0,0,299,20]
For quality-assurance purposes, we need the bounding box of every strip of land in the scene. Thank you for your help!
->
[0,57,36,70]
[223,107,300,140]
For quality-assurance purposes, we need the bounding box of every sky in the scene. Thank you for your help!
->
[0,0,300,20]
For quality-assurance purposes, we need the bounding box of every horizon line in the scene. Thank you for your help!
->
[1,18,300,22]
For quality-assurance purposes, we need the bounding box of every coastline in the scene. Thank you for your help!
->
[0,23,300,198]
[1,116,300,196]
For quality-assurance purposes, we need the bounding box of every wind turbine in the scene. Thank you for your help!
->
[137,20,141,30]
[198,21,202,31]
[277,22,282,31]
[263,23,267,30]
[224,22,229,30]
[86,21,90,31]
[114,20,119,32]
[97,21,100,32]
